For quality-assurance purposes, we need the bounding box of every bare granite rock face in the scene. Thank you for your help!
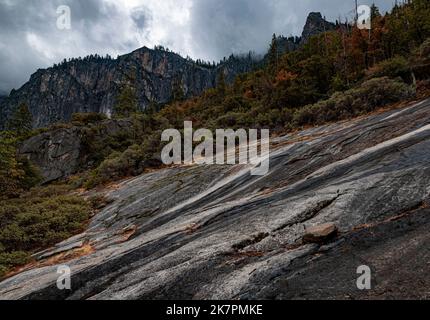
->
[301,12,336,44]
[0,48,257,129]
[1,98,430,300]
[18,119,133,183]
[19,127,82,183]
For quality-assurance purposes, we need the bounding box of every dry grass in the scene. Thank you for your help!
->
[120,225,138,242]
[3,243,95,280]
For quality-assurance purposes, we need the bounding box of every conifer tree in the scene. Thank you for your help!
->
[7,103,32,136]
[268,33,279,75]
[370,3,381,20]
[172,76,185,102]
[114,85,139,118]
[217,70,226,97]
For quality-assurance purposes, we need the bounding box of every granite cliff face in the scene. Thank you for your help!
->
[0,12,335,130]
[276,36,300,55]
[0,48,257,129]
[18,119,134,183]
[301,12,336,43]
[1,98,430,300]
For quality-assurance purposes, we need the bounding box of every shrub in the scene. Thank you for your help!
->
[71,112,107,126]
[222,96,250,113]
[417,38,430,62]
[0,251,30,277]
[85,145,147,188]
[255,109,286,128]
[358,77,415,108]
[80,122,137,165]
[0,185,91,277]
[411,39,430,80]
[293,77,415,127]
[216,112,244,128]
[0,132,42,199]
[367,56,412,83]
[84,130,164,188]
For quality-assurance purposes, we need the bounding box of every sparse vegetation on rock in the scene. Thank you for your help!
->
[0,185,92,277]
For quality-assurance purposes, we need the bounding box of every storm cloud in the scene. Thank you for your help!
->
[0,0,394,94]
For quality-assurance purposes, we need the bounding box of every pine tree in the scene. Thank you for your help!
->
[146,100,159,115]
[7,103,32,136]
[370,3,381,20]
[268,33,279,75]
[172,76,185,102]
[217,70,226,97]
[114,85,139,118]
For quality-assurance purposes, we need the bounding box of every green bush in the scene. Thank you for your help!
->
[86,145,146,188]
[0,132,42,199]
[0,185,91,277]
[367,56,412,82]
[293,77,415,126]
[417,38,430,62]
[80,122,137,165]
[216,112,246,128]
[84,130,163,188]
[71,112,107,126]
[0,251,30,277]
[411,38,430,80]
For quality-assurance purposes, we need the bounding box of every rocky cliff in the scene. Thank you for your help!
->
[18,119,134,183]
[276,36,300,55]
[1,98,430,300]
[301,12,336,43]
[0,12,336,130]
[0,48,257,129]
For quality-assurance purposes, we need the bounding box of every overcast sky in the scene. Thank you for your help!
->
[0,0,395,94]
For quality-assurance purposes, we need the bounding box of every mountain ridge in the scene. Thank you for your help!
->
[0,47,257,129]
[301,12,336,43]
[0,12,335,129]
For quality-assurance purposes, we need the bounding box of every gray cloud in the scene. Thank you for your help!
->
[189,0,276,59]
[131,6,152,30]
[189,0,393,60]
[0,0,394,94]
[0,0,141,94]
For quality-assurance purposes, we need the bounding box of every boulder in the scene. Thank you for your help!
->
[19,127,82,183]
[303,223,338,244]
[18,119,134,183]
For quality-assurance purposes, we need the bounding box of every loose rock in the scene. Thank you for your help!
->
[303,223,338,244]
